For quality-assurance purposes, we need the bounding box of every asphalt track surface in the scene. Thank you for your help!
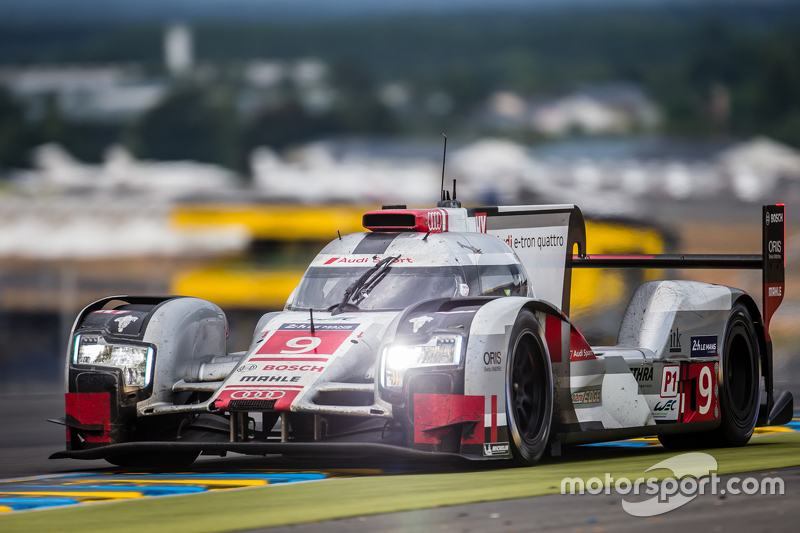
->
[259,467,800,533]
[2,392,800,532]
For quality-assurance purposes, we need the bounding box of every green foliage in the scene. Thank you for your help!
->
[243,101,340,151]
[0,88,33,170]
[128,84,241,170]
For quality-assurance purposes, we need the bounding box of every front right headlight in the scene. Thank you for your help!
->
[73,334,153,389]
[380,334,462,392]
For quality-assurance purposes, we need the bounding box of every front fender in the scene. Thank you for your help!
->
[463,297,572,456]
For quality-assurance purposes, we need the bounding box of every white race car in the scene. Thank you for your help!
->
[50,202,792,467]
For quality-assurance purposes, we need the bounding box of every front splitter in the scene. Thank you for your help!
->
[50,441,472,461]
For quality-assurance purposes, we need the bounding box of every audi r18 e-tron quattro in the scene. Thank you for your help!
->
[50,201,793,467]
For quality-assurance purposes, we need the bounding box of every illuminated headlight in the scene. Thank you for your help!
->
[380,335,462,392]
[72,335,154,389]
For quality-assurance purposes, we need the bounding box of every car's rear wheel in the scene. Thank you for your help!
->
[658,302,760,449]
[505,310,553,466]
[106,450,200,468]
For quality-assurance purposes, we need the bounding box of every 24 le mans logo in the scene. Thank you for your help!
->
[690,335,718,358]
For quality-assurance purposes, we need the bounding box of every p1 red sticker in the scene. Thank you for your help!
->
[661,365,680,398]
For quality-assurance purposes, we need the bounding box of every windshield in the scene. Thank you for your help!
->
[292,266,465,311]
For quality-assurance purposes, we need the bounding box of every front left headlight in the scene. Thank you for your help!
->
[380,334,463,392]
[72,334,154,389]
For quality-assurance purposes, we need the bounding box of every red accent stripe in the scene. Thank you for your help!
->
[491,395,498,443]
[65,393,111,443]
[250,357,329,362]
[225,385,305,389]
[544,315,562,363]
[577,254,656,260]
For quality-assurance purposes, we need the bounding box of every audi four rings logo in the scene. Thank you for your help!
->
[229,390,285,400]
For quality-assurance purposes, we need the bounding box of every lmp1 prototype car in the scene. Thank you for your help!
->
[50,202,793,467]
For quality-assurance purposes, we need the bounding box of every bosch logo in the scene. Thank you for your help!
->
[237,364,257,372]
[768,212,783,224]
[229,390,285,400]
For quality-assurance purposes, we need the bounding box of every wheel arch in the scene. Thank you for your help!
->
[464,297,567,460]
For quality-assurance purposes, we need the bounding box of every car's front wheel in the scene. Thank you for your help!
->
[505,310,553,466]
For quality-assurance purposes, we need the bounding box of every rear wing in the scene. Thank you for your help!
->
[571,204,785,334]
[571,203,787,425]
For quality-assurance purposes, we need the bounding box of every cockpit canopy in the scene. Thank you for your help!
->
[290,231,529,312]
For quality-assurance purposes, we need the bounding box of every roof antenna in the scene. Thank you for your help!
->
[437,133,461,208]
[423,229,431,241]
[337,230,342,241]
[309,308,315,335]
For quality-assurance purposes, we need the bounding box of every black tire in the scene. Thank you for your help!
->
[505,310,553,466]
[106,450,200,468]
[711,302,761,446]
[659,302,760,449]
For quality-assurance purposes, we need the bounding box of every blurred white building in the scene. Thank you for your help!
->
[0,65,167,122]
[4,133,799,261]
[483,83,661,136]
[12,143,238,199]
[165,23,194,77]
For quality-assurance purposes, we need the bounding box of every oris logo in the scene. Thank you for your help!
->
[229,390,285,400]
[769,240,782,253]
[484,351,502,365]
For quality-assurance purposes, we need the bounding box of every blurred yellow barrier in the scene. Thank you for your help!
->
[172,204,377,241]
[173,268,304,308]
[571,220,665,312]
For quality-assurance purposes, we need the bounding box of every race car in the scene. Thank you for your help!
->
[50,201,793,467]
